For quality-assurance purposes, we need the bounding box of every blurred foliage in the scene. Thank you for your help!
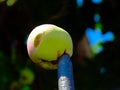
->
[0,0,17,6]
[6,0,17,6]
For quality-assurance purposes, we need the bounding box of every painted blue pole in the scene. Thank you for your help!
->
[58,54,74,90]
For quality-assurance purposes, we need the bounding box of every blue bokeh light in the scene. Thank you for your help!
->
[85,28,102,46]
[94,13,101,22]
[91,0,103,4]
[100,67,106,74]
[102,31,115,43]
[85,27,114,55]
[76,0,83,8]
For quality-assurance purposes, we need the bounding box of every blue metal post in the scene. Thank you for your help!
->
[58,54,74,90]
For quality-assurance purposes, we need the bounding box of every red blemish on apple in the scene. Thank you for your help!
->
[64,49,67,54]
[34,34,42,48]
[57,50,61,58]
[57,49,68,60]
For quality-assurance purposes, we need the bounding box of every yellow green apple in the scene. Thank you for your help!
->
[27,24,73,70]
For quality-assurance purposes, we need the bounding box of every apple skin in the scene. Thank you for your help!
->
[27,24,73,70]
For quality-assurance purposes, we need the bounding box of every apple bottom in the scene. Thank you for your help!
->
[31,58,59,70]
